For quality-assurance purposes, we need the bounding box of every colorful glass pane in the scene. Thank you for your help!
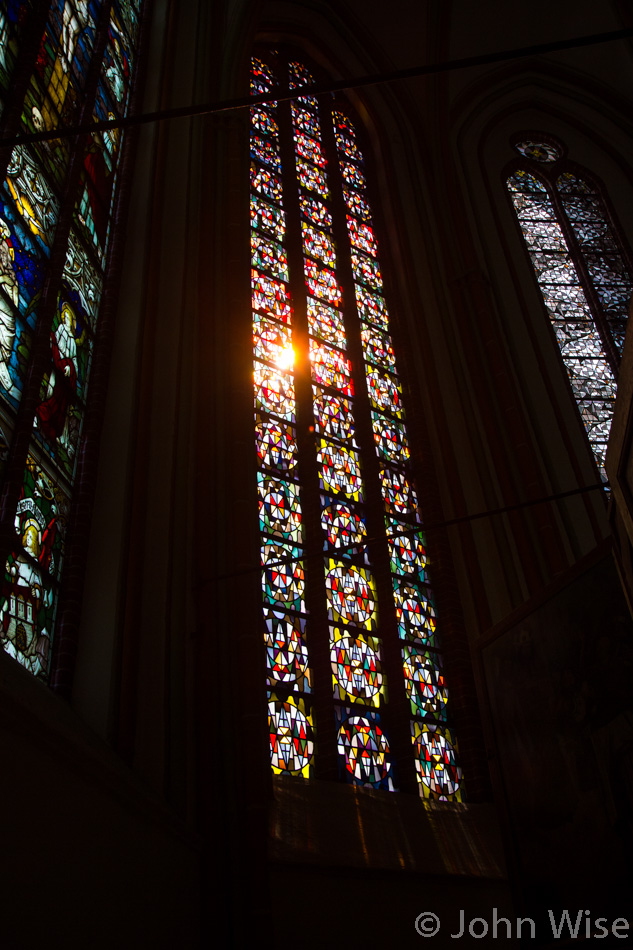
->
[321,502,366,551]
[300,196,332,231]
[1,544,56,679]
[255,416,298,472]
[411,723,462,802]
[331,628,383,706]
[254,364,295,420]
[269,694,314,777]
[318,442,363,500]
[251,105,279,138]
[289,61,315,88]
[250,163,283,203]
[294,132,326,168]
[251,269,292,321]
[253,313,292,365]
[302,223,335,265]
[348,217,377,257]
[251,196,286,242]
[514,139,562,163]
[352,252,383,291]
[262,542,305,612]
[251,234,289,281]
[258,474,303,542]
[292,103,320,139]
[344,188,372,222]
[394,577,437,645]
[251,57,275,95]
[388,524,427,577]
[307,297,345,348]
[340,161,366,191]
[312,388,356,443]
[380,468,419,518]
[333,110,357,140]
[309,339,353,394]
[508,170,617,476]
[250,133,281,170]
[355,285,389,329]
[297,160,328,197]
[336,710,395,790]
[6,146,60,250]
[362,325,395,369]
[402,645,448,721]
[264,609,311,691]
[325,559,376,628]
[304,260,341,305]
[372,414,409,461]
[335,133,362,163]
[367,368,402,416]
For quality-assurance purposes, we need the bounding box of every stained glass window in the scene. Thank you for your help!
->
[0,0,145,682]
[507,139,633,478]
[251,54,463,800]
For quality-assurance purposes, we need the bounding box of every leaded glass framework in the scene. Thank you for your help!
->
[507,138,633,477]
[251,53,463,801]
[0,0,145,682]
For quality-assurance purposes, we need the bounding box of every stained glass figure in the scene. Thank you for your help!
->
[336,709,395,790]
[325,559,376,628]
[269,694,314,776]
[411,723,462,801]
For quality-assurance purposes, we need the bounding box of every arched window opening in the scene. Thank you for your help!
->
[507,136,633,478]
[0,0,145,683]
[251,52,462,800]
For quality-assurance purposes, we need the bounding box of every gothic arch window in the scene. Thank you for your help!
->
[250,51,462,800]
[506,135,633,478]
[0,0,145,684]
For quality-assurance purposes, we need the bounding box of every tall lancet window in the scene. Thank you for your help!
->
[250,53,462,800]
[0,0,145,683]
[507,137,633,478]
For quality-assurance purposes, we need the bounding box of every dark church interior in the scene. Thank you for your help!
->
[1,1,633,946]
